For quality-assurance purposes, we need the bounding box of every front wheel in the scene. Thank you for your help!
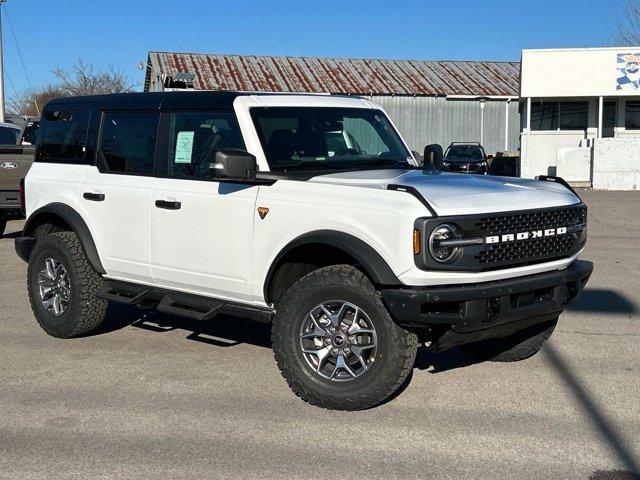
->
[272,265,418,410]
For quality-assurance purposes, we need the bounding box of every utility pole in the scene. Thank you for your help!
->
[0,0,5,123]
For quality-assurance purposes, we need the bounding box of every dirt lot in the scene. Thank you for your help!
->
[0,190,638,480]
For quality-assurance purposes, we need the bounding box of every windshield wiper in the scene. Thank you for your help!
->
[351,158,414,168]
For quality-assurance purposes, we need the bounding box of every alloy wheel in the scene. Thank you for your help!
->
[299,300,378,381]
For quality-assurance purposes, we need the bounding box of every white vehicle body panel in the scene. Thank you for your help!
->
[81,167,154,283]
[150,177,258,302]
[307,169,580,216]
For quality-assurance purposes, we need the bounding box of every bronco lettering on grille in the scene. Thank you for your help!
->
[485,226,567,244]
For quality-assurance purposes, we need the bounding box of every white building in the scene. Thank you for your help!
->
[520,47,640,190]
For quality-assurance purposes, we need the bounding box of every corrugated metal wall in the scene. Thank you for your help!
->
[369,96,520,156]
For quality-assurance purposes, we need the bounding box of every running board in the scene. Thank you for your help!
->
[98,285,152,305]
[97,280,274,323]
[156,294,223,321]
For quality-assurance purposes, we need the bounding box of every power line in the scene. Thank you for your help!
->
[4,65,17,97]
[2,2,31,88]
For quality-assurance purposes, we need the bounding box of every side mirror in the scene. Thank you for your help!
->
[211,149,257,180]
[423,144,444,170]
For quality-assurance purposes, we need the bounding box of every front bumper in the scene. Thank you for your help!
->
[382,260,593,351]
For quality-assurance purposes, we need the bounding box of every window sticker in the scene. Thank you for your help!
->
[175,131,195,163]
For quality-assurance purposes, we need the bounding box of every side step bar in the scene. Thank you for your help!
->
[97,280,274,323]
[157,294,223,321]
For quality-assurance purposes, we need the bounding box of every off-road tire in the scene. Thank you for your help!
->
[27,231,107,338]
[0,218,6,238]
[272,265,418,410]
[459,318,558,362]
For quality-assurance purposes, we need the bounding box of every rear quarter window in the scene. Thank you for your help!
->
[38,109,91,163]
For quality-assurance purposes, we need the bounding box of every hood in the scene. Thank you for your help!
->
[307,169,580,216]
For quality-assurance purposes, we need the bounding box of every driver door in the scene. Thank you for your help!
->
[149,110,258,303]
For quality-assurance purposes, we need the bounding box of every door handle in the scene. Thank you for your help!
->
[155,199,181,210]
[83,192,105,202]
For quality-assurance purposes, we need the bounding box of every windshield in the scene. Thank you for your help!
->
[250,107,412,171]
[445,144,485,160]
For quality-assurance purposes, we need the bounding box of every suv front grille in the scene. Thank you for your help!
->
[473,206,586,266]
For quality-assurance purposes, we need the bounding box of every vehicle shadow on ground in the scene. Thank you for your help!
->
[413,346,478,373]
[98,303,477,373]
[567,288,637,314]
[544,343,640,477]
[97,302,273,348]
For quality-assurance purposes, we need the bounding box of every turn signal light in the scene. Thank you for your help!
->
[413,228,421,255]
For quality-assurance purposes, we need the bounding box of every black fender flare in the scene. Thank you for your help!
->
[263,230,401,301]
[22,203,105,274]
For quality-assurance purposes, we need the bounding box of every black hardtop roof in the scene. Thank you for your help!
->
[44,90,363,111]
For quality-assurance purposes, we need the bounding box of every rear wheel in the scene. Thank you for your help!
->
[272,265,418,410]
[27,231,107,338]
[459,319,558,362]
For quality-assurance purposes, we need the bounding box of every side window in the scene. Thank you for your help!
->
[167,111,245,179]
[39,109,91,163]
[0,126,19,144]
[99,111,159,175]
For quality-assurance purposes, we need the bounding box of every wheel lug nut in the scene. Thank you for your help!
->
[348,336,355,343]
[325,338,332,345]
[329,327,336,333]
[332,348,339,355]
[344,347,350,354]
[340,325,348,332]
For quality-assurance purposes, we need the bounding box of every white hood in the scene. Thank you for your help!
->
[308,169,581,216]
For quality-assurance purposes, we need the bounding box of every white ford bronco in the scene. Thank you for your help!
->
[15,92,592,410]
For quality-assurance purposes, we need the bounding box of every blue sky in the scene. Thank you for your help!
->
[1,0,624,97]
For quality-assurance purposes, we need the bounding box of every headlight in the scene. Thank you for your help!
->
[429,223,463,263]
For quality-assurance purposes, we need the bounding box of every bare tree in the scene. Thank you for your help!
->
[52,59,136,96]
[617,0,640,45]
[7,60,137,117]
[7,85,68,117]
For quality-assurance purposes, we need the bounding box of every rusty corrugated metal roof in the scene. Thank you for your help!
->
[145,51,520,96]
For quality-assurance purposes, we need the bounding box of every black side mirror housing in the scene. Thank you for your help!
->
[423,144,444,170]
[211,149,257,180]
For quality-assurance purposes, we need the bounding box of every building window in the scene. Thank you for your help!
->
[625,101,640,129]
[603,101,616,138]
[530,101,588,131]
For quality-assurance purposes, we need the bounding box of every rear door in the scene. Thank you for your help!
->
[149,110,258,302]
[80,110,159,283]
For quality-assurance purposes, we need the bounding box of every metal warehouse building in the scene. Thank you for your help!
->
[144,52,521,156]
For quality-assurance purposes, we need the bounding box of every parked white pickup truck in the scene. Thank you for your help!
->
[15,92,592,410]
